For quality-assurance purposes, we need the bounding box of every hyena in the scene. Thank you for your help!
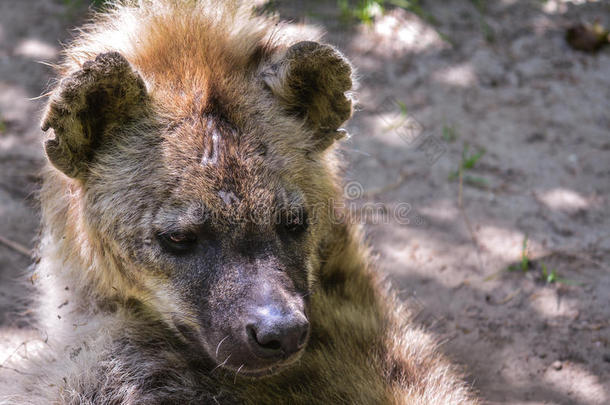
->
[0,1,478,404]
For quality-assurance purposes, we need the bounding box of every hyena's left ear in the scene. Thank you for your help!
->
[262,41,354,151]
[41,52,149,179]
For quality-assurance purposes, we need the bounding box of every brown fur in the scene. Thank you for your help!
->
[0,1,478,404]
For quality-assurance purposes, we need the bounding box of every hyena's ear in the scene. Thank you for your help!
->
[41,52,149,179]
[262,41,354,151]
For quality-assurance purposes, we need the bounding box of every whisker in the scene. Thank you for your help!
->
[216,335,230,358]
[234,364,244,384]
[210,354,231,373]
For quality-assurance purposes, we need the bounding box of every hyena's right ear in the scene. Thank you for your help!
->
[41,52,149,179]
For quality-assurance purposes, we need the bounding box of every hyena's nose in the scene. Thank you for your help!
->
[247,307,309,358]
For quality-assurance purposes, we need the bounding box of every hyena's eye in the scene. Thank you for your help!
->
[157,231,198,254]
[280,209,308,238]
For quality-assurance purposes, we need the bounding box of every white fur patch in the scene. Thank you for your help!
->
[201,121,219,166]
[218,190,239,206]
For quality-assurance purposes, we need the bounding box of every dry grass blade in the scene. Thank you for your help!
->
[0,235,31,258]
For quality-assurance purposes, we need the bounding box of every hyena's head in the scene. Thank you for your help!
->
[41,40,353,376]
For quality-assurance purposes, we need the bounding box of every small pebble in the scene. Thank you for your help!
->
[552,360,562,370]
[526,132,546,143]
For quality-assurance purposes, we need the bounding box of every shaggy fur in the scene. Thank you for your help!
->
[0,1,479,404]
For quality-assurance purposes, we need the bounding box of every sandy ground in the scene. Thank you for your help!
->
[0,1,609,404]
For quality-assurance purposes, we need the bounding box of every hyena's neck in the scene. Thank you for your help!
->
[36,170,134,329]
[319,221,372,278]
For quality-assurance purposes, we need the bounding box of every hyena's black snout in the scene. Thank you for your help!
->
[246,304,309,359]
[201,257,311,374]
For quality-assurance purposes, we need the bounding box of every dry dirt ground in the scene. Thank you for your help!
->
[0,1,609,404]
